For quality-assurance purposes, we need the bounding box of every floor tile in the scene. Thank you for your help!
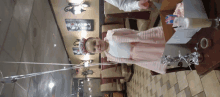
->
[148,90,151,97]
[152,93,156,97]
[0,0,72,97]
[26,13,42,50]
[185,70,191,75]
[167,80,171,90]
[0,83,15,97]
[215,70,220,83]
[32,0,48,27]
[163,92,169,97]
[16,40,35,90]
[168,86,176,97]
[145,77,151,87]
[156,81,162,97]
[16,67,32,92]
[160,78,163,87]
[162,74,169,85]
[147,70,151,77]
[20,40,35,73]
[144,69,148,79]
[156,75,162,82]
[194,91,206,97]
[184,87,192,97]
[176,71,188,91]
[151,80,156,94]
[177,90,186,97]
[13,0,34,33]
[0,0,13,46]
[174,83,180,94]
[154,76,158,83]
[2,0,16,11]
[3,18,25,61]
[148,80,152,91]
[187,71,203,96]
[162,83,167,96]
[201,71,220,97]
[152,75,156,79]
[168,72,177,87]
[0,51,19,77]
[12,83,28,97]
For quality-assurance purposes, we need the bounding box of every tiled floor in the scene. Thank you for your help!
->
[127,65,220,97]
[0,0,71,97]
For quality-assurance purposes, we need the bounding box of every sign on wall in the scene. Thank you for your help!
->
[65,19,94,31]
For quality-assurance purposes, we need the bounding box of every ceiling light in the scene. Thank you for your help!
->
[49,82,55,89]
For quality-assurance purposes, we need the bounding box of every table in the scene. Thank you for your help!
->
[187,26,220,76]
[186,0,220,76]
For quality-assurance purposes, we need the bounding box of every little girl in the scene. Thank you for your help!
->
[79,26,193,74]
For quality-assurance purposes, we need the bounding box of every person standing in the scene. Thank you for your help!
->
[104,0,162,12]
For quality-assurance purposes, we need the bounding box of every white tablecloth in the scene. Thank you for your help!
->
[166,0,208,44]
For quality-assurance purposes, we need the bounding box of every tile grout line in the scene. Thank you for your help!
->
[25,0,42,96]
[214,70,220,84]
[0,15,13,57]
[0,0,17,96]
[12,0,36,96]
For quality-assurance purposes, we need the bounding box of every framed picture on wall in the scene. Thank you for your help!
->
[65,19,94,31]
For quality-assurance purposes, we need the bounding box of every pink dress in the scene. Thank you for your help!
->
[104,26,167,74]
[130,42,165,61]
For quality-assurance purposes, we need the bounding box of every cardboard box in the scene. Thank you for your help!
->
[160,0,183,42]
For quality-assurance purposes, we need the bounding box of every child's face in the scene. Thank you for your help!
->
[85,38,108,53]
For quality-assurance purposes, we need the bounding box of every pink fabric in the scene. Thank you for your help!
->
[130,43,165,61]
[173,2,184,17]
[104,26,167,74]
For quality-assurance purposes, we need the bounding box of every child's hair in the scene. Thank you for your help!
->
[79,37,96,55]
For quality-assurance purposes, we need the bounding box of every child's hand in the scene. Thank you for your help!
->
[138,0,151,10]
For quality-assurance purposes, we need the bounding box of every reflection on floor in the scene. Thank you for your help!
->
[127,65,220,97]
[0,0,71,97]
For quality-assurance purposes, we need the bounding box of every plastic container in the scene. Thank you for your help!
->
[173,17,212,29]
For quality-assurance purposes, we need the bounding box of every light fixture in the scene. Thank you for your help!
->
[64,4,86,15]
[88,88,91,91]
[81,30,87,38]
[87,78,90,81]
[81,81,83,84]
[83,55,90,60]
[64,2,90,15]
[84,61,89,67]
[49,82,55,89]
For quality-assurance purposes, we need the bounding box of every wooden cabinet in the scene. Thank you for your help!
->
[113,92,123,97]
